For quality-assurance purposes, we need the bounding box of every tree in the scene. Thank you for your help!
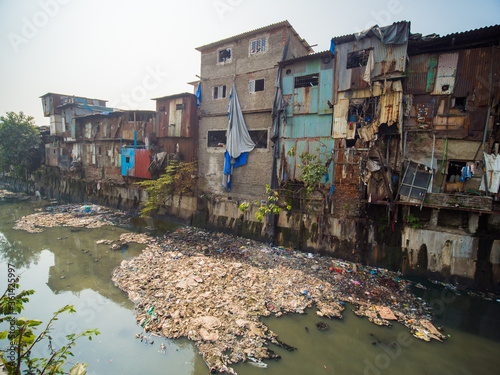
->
[136,160,198,217]
[0,276,100,374]
[0,112,41,180]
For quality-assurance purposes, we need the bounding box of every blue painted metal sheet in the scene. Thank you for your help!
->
[303,115,332,137]
[318,69,333,115]
[293,87,318,114]
[291,116,306,138]
[305,59,321,74]
[121,148,135,176]
[282,76,294,95]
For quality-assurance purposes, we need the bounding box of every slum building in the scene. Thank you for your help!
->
[40,93,110,170]
[152,93,199,171]
[73,110,156,182]
[265,22,410,259]
[398,25,500,287]
[195,20,313,200]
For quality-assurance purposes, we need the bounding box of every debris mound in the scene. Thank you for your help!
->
[112,226,445,374]
[13,204,129,233]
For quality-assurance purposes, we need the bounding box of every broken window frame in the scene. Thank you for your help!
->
[213,85,227,100]
[249,79,265,93]
[218,48,232,63]
[248,130,268,149]
[294,74,319,89]
[250,37,267,55]
[398,161,432,207]
[207,130,226,147]
[346,49,372,69]
[348,97,379,123]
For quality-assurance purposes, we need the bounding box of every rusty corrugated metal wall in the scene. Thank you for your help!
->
[406,46,499,139]
[134,149,152,179]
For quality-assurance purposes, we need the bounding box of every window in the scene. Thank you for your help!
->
[250,37,266,54]
[176,103,185,110]
[452,97,467,112]
[348,97,379,123]
[447,161,467,182]
[249,130,268,148]
[208,130,226,147]
[213,85,227,100]
[98,146,102,155]
[218,48,232,63]
[129,113,135,122]
[294,74,319,88]
[249,79,265,92]
[346,49,371,69]
[125,156,130,163]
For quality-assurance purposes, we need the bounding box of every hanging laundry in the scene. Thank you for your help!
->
[459,166,472,182]
[222,82,255,192]
[195,83,202,107]
[479,153,500,194]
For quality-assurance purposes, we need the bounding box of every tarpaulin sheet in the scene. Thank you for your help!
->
[355,22,409,45]
[222,82,255,192]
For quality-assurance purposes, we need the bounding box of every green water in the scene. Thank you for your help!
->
[1,200,500,375]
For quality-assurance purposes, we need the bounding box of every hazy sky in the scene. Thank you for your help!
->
[1,0,499,126]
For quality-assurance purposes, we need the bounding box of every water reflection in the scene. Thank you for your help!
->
[0,200,205,375]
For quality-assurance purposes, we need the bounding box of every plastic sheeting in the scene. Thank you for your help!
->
[480,153,500,194]
[222,82,255,192]
[354,22,409,45]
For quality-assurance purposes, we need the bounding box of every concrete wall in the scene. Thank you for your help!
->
[199,112,272,199]
[402,227,478,282]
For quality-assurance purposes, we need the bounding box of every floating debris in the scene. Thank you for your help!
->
[315,322,330,331]
[112,226,446,374]
[13,204,129,233]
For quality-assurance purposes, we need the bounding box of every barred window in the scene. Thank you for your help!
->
[250,38,266,54]
[249,79,265,92]
[346,49,371,69]
[294,74,319,88]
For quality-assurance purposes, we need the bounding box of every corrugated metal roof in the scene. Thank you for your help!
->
[195,20,313,53]
[152,92,196,101]
[409,24,500,54]
[279,50,333,66]
[74,109,156,119]
[39,92,108,102]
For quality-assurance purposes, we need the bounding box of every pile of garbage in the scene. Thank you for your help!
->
[112,227,445,374]
[0,188,30,202]
[13,204,129,233]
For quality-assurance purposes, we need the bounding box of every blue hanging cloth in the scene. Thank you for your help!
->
[195,83,202,107]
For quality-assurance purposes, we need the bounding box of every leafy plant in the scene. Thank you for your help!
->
[0,277,100,374]
[406,214,423,229]
[299,152,328,195]
[239,185,291,222]
[136,160,198,217]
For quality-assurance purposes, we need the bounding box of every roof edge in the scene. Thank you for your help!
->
[195,20,312,53]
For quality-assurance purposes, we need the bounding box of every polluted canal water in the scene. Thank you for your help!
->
[1,199,500,374]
